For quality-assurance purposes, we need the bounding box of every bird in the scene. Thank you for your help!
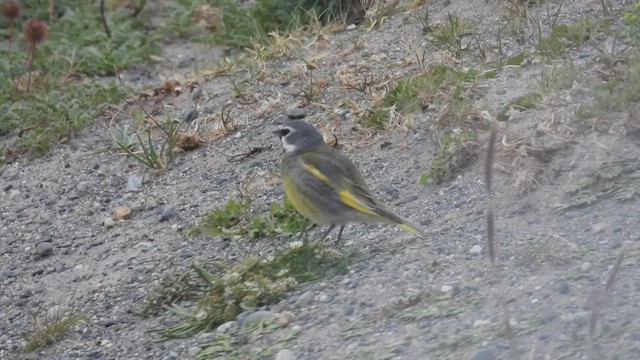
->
[273,120,427,243]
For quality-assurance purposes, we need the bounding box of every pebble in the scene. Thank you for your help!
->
[187,346,202,357]
[216,321,236,334]
[440,285,453,293]
[114,206,132,220]
[104,218,116,229]
[317,294,331,303]
[276,349,296,360]
[238,310,274,328]
[295,291,313,307]
[158,207,177,222]
[394,194,418,206]
[183,108,199,122]
[287,108,306,119]
[565,312,590,327]
[469,347,496,360]
[591,222,607,235]
[126,173,144,192]
[470,245,483,256]
[473,319,490,328]
[580,262,592,272]
[34,242,54,257]
[557,281,570,295]
[278,311,295,328]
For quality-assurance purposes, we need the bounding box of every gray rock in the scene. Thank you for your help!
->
[187,346,202,357]
[35,242,54,257]
[287,108,306,119]
[394,194,418,206]
[276,349,296,360]
[565,312,590,327]
[159,207,177,222]
[104,218,116,229]
[126,172,144,192]
[295,291,314,307]
[557,281,570,295]
[470,245,482,256]
[238,310,274,329]
[469,347,497,360]
[183,108,199,122]
[216,321,237,334]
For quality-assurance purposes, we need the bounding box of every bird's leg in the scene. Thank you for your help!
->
[334,226,345,245]
[320,225,336,242]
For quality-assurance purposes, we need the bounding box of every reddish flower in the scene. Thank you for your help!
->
[2,0,20,20]
[24,19,48,45]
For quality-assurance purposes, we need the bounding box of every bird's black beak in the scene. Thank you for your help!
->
[272,129,286,137]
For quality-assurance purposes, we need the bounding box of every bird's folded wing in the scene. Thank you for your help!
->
[300,152,379,216]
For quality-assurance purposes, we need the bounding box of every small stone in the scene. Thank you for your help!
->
[565,312,590,327]
[557,281,570,295]
[470,245,482,256]
[114,206,132,220]
[473,319,490,328]
[67,190,80,200]
[34,242,54,257]
[287,108,306,120]
[239,310,274,329]
[8,189,21,199]
[317,294,331,303]
[195,310,208,321]
[126,173,144,192]
[158,207,177,222]
[216,321,236,334]
[394,194,418,206]
[581,262,592,272]
[187,346,202,357]
[591,222,607,235]
[469,347,496,360]
[275,349,296,360]
[385,187,400,201]
[183,108,199,123]
[104,218,116,229]
[278,311,295,328]
[295,291,313,307]
[440,285,453,293]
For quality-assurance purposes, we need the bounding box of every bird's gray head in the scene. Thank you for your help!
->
[273,121,325,153]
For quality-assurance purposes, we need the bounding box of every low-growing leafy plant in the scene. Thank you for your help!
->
[150,242,348,339]
[198,197,312,238]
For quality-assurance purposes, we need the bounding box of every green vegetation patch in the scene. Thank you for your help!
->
[196,197,312,239]
[365,65,492,128]
[537,17,608,59]
[149,243,349,339]
[23,307,82,353]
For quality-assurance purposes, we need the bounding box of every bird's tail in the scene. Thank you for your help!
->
[398,219,428,240]
[375,206,427,240]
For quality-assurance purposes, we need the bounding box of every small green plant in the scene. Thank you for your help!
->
[420,129,477,185]
[151,243,348,339]
[23,306,82,353]
[198,197,312,238]
[112,119,185,171]
[364,65,490,128]
[537,17,603,59]
[426,13,474,56]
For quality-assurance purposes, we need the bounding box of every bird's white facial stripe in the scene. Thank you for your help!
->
[280,126,298,152]
[281,138,298,152]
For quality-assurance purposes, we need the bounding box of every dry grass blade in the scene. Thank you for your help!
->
[485,124,498,194]
[486,205,495,264]
[605,245,626,292]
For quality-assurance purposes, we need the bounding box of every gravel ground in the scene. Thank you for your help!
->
[2,0,640,359]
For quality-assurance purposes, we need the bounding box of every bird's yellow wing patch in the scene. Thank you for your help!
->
[302,157,377,216]
[338,189,378,217]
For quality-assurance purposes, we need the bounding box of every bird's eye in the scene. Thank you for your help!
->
[279,128,291,136]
